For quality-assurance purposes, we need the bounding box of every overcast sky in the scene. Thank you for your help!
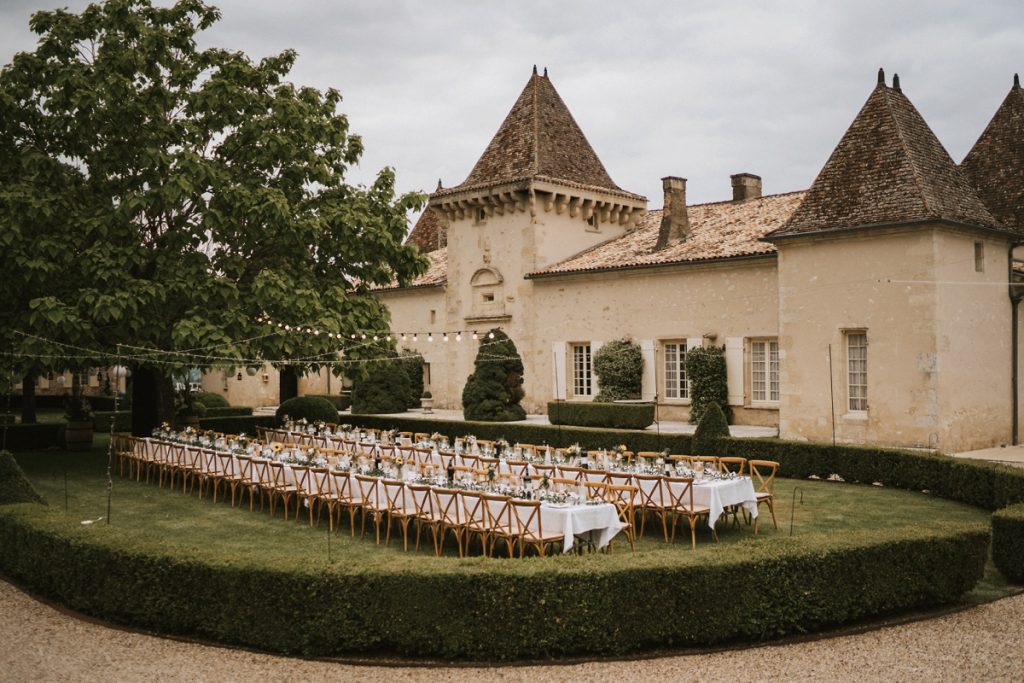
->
[2,0,1022,211]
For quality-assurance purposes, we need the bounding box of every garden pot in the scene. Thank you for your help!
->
[64,421,94,452]
[420,398,433,414]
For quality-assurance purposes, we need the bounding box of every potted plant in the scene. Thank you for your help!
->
[420,390,433,413]
[64,394,94,452]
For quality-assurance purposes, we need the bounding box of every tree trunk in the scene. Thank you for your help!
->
[279,366,298,404]
[20,370,37,424]
[131,366,175,436]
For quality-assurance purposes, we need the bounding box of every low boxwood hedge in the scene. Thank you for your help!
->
[197,415,277,434]
[0,423,62,451]
[202,406,254,418]
[0,501,989,661]
[305,394,352,411]
[0,451,44,505]
[992,503,1024,583]
[548,401,655,430]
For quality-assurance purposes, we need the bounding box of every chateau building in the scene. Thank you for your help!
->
[372,68,1024,452]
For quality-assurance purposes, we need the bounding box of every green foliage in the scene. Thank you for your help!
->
[547,401,655,429]
[992,503,1024,582]
[0,451,45,505]
[202,406,254,417]
[462,329,526,422]
[692,402,730,455]
[350,361,411,414]
[592,339,643,401]
[197,414,277,434]
[92,411,133,432]
[193,392,230,409]
[274,396,338,423]
[0,501,988,660]
[397,349,424,409]
[0,424,63,451]
[0,0,428,431]
[299,395,350,411]
[685,346,729,424]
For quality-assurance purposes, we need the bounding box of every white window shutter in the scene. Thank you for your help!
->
[590,340,603,396]
[725,337,744,406]
[551,343,567,400]
[640,340,656,401]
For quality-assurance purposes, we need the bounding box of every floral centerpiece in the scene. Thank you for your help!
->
[566,444,583,459]
[495,438,510,456]
[611,444,628,463]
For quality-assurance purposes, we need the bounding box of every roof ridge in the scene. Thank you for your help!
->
[532,73,540,177]
[882,85,936,219]
[668,189,807,211]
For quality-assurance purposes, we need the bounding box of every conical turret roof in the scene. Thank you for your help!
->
[770,74,998,238]
[961,76,1024,233]
[438,69,642,200]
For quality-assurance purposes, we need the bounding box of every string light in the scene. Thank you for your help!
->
[427,333,433,343]
[401,333,406,341]
[472,331,478,340]
[442,333,449,342]
[455,332,462,342]
[488,331,495,339]
[412,333,418,342]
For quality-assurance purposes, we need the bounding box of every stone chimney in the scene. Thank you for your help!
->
[655,176,689,249]
[731,173,762,202]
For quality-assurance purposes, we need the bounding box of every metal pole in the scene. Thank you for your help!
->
[105,345,121,525]
[827,344,836,446]
[3,341,13,452]
[789,486,804,536]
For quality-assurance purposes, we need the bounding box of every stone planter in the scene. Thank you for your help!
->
[420,397,433,414]
[64,421,94,452]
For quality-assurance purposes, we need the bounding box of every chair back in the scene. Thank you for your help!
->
[634,474,668,509]
[507,461,531,478]
[582,469,609,485]
[269,461,291,488]
[509,499,543,538]
[330,470,353,503]
[717,457,747,475]
[407,483,433,519]
[293,466,315,495]
[311,467,331,497]
[354,474,381,509]
[481,493,512,532]
[215,452,235,478]
[664,476,695,511]
[186,447,204,471]
[414,432,431,443]
[382,479,411,515]
[583,481,609,501]
[252,458,272,487]
[606,484,637,526]
[606,471,634,487]
[236,455,254,482]
[518,443,539,459]
[432,488,462,526]
[749,460,779,494]
[460,490,487,528]
[558,465,585,481]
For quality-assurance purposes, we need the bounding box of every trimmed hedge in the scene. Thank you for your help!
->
[203,406,254,417]
[0,451,45,505]
[305,394,351,412]
[197,415,277,434]
[343,415,1024,512]
[275,396,339,423]
[93,411,132,432]
[992,503,1024,583]
[0,424,62,451]
[0,502,989,661]
[194,392,230,409]
[548,401,655,430]
[3,394,120,411]
[692,402,729,455]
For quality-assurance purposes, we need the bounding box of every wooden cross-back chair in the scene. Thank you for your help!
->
[665,476,716,549]
[604,484,638,553]
[508,499,563,558]
[633,474,671,543]
[749,459,779,533]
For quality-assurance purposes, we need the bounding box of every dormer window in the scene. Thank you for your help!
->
[474,207,487,225]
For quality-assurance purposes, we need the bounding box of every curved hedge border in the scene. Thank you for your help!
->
[0,503,988,661]
[992,503,1024,583]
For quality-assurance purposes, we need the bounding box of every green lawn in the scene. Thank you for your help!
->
[10,434,1012,601]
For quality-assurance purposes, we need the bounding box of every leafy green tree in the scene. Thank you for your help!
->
[0,0,426,434]
[685,346,730,424]
[397,349,424,409]
[462,329,526,422]
[592,338,643,402]
[351,360,411,414]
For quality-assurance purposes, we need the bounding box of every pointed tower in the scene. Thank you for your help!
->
[961,75,1024,232]
[429,69,646,268]
[768,71,1015,454]
[769,73,997,239]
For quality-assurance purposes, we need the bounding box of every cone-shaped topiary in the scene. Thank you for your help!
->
[462,329,526,421]
[397,349,424,409]
[593,338,643,402]
[350,360,412,414]
[691,401,730,456]
[0,450,46,505]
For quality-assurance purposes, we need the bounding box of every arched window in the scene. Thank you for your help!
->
[470,267,504,318]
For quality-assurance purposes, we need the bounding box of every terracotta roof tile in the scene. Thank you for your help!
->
[405,208,447,253]
[770,81,999,238]
[961,78,1024,233]
[372,247,447,291]
[437,71,641,200]
[529,191,806,277]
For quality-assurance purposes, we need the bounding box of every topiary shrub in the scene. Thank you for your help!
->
[686,345,729,424]
[593,339,643,402]
[350,361,411,414]
[0,451,45,505]
[462,329,526,422]
[194,392,230,409]
[992,503,1024,583]
[305,395,352,412]
[397,349,424,409]
[274,396,339,423]
[547,401,655,429]
[691,402,730,455]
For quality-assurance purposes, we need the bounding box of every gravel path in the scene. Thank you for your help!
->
[2,578,1021,682]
